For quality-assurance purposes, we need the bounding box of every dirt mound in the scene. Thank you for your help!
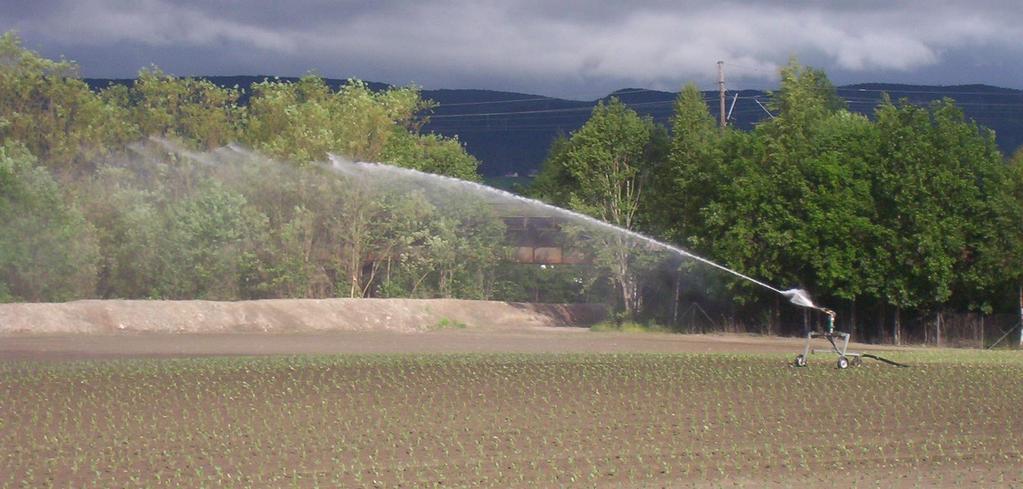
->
[0,298,606,335]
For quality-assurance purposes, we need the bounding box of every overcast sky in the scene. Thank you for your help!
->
[4,0,1022,99]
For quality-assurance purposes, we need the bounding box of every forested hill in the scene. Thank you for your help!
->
[426,83,1023,177]
[86,77,1023,177]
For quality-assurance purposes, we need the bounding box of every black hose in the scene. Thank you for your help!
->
[861,353,910,367]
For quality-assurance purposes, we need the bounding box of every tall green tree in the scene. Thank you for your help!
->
[245,77,426,164]
[647,83,722,246]
[77,166,164,299]
[529,134,575,204]
[793,111,883,335]
[867,97,1017,341]
[699,61,847,310]
[0,32,136,173]
[0,143,99,301]
[534,98,664,318]
[157,181,266,300]
[118,67,243,150]
[381,131,481,181]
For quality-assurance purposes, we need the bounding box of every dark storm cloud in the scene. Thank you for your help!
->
[3,0,1022,98]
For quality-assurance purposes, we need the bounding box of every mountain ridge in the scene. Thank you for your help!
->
[84,77,1023,177]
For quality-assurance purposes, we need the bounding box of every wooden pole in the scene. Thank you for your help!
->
[1018,285,1022,348]
[717,61,726,130]
[980,314,985,349]
[849,297,856,339]
[671,268,681,327]
[894,307,901,346]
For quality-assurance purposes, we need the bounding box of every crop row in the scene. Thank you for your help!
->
[1,351,1022,487]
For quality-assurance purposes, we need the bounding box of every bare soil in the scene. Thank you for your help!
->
[4,298,1013,488]
[0,329,900,361]
[0,297,896,360]
[2,352,1020,488]
[0,297,605,334]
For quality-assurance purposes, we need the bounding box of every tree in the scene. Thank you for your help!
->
[0,143,99,301]
[651,84,723,245]
[334,184,406,298]
[868,97,1014,341]
[766,58,847,138]
[793,111,883,336]
[533,98,662,319]
[381,131,481,181]
[692,61,884,334]
[422,196,506,299]
[244,76,428,165]
[938,103,1023,313]
[529,133,575,205]
[77,166,164,298]
[216,161,328,298]
[0,32,136,173]
[157,181,266,300]
[756,59,847,290]
[697,61,847,317]
[119,67,243,150]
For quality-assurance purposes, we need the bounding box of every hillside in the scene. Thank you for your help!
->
[86,77,1023,177]
[428,83,1023,177]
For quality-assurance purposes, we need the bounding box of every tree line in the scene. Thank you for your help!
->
[0,32,508,303]
[2,31,1021,343]
[532,61,1023,342]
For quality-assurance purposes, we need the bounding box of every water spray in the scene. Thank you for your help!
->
[325,156,827,313]
[152,138,820,312]
[324,157,910,369]
[161,141,903,369]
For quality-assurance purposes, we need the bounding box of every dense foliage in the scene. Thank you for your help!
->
[535,60,1023,341]
[533,99,668,318]
[0,32,505,302]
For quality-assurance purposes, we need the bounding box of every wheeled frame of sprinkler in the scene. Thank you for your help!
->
[792,307,909,369]
[793,309,860,369]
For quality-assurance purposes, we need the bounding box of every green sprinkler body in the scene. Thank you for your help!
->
[825,310,836,334]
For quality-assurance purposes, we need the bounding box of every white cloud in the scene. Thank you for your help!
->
[4,0,1023,96]
[20,0,297,52]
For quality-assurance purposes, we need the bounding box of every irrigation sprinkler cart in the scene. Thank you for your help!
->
[794,330,863,369]
[778,293,907,368]
[792,309,909,368]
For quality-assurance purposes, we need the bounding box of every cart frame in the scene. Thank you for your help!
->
[794,330,863,369]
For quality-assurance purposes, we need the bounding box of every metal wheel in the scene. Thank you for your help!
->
[794,354,807,367]
[837,356,849,369]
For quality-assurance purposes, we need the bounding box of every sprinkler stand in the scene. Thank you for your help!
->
[794,330,862,369]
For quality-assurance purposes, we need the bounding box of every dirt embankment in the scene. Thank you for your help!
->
[0,298,606,335]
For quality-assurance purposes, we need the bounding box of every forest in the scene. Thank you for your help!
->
[2,32,1021,343]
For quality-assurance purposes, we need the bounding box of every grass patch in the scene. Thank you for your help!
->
[590,321,671,333]
[430,317,468,330]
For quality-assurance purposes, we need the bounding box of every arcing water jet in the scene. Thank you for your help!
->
[324,155,826,313]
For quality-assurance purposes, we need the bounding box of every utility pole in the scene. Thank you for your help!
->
[717,61,726,130]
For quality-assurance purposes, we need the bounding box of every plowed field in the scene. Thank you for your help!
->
[2,331,1021,488]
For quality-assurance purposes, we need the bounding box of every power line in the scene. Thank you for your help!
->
[835,87,1023,97]
[426,76,1021,120]
[430,88,686,108]
[428,98,693,120]
[421,87,1022,125]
